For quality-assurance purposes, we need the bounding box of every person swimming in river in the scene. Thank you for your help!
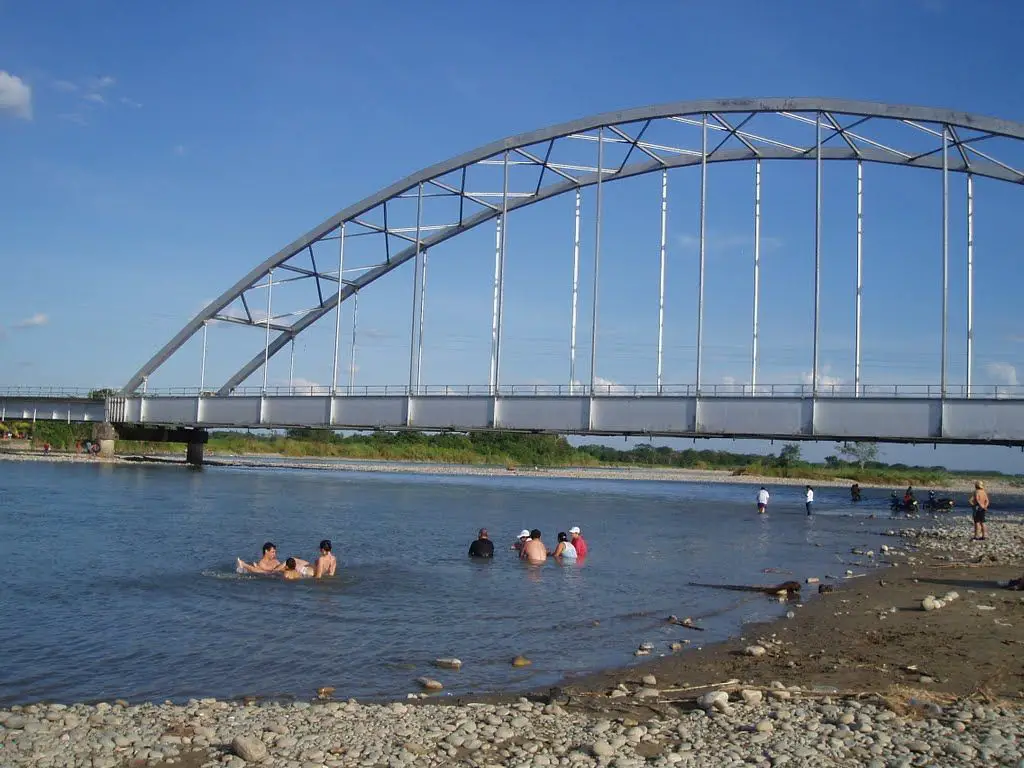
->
[282,557,311,580]
[237,542,284,574]
[237,540,335,578]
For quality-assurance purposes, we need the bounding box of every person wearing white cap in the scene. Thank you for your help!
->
[511,529,531,555]
[568,526,588,558]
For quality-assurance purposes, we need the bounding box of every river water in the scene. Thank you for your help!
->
[0,461,954,705]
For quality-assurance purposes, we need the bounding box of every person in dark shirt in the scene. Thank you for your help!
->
[468,528,494,558]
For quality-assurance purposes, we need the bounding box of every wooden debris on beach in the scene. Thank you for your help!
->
[316,686,335,699]
[511,655,532,667]
[688,580,801,596]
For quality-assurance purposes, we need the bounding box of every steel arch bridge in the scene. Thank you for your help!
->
[12,96,1016,450]
[123,97,1024,400]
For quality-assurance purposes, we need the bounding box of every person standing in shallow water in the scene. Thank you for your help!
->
[314,539,337,577]
[468,528,494,558]
[549,531,577,560]
[969,480,990,541]
[805,486,814,516]
[568,526,588,557]
[522,529,547,563]
[756,486,770,514]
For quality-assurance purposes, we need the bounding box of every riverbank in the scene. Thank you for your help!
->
[2,513,1022,766]
[2,448,1019,495]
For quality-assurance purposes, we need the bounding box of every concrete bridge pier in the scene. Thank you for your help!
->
[92,422,119,458]
[186,438,205,467]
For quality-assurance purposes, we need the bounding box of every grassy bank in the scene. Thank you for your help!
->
[4,420,1018,487]
[732,463,951,486]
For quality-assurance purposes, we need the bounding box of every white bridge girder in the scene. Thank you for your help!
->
[52,393,1024,446]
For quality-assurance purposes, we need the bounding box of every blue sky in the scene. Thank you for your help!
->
[3,0,1024,471]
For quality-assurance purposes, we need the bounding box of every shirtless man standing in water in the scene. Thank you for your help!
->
[521,529,547,563]
[314,539,337,577]
[237,542,284,574]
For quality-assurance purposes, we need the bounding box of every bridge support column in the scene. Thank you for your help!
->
[186,439,205,467]
[92,422,119,458]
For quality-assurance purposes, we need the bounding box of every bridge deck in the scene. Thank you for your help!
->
[5,392,1024,445]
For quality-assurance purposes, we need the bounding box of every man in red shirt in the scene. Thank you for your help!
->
[569,526,588,558]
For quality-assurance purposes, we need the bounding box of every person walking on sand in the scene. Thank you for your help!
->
[756,486,770,514]
[969,480,990,541]
[805,486,814,516]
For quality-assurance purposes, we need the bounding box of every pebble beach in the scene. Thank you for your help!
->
[2,687,1022,768]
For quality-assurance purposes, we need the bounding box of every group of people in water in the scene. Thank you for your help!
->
[755,486,815,515]
[467,526,588,563]
[236,527,589,578]
[757,481,990,537]
[237,540,337,580]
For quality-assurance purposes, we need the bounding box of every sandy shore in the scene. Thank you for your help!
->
[3,448,1019,495]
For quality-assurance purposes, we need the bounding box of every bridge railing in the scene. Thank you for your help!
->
[0,386,101,398]
[7,383,1019,399]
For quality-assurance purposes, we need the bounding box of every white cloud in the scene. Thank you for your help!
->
[287,377,323,394]
[119,96,142,108]
[91,75,116,89]
[801,366,842,388]
[13,312,48,329]
[985,362,1017,386]
[173,144,187,156]
[53,79,79,93]
[84,92,106,105]
[0,71,32,120]
[593,375,630,394]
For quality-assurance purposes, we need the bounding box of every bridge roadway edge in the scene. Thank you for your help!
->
[4,395,1024,448]
[118,394,1024,447]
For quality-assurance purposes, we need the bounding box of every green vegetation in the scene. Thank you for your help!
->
[206,429,588,467]
[4,421,1018,487]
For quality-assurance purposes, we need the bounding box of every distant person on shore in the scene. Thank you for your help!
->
[511,529,530,554]
[468,528,495,558]
[569,526,588,557]
[805,486,814,516]
[237,542,284,574]
[851,483,861,502]
[969,480,990,540]
[756,486,770,514]
[549,531,577,560]
[522,529,547,563]
[314,539,337,577]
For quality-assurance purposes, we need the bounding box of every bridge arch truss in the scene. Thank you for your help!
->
[123,98,1024,398]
